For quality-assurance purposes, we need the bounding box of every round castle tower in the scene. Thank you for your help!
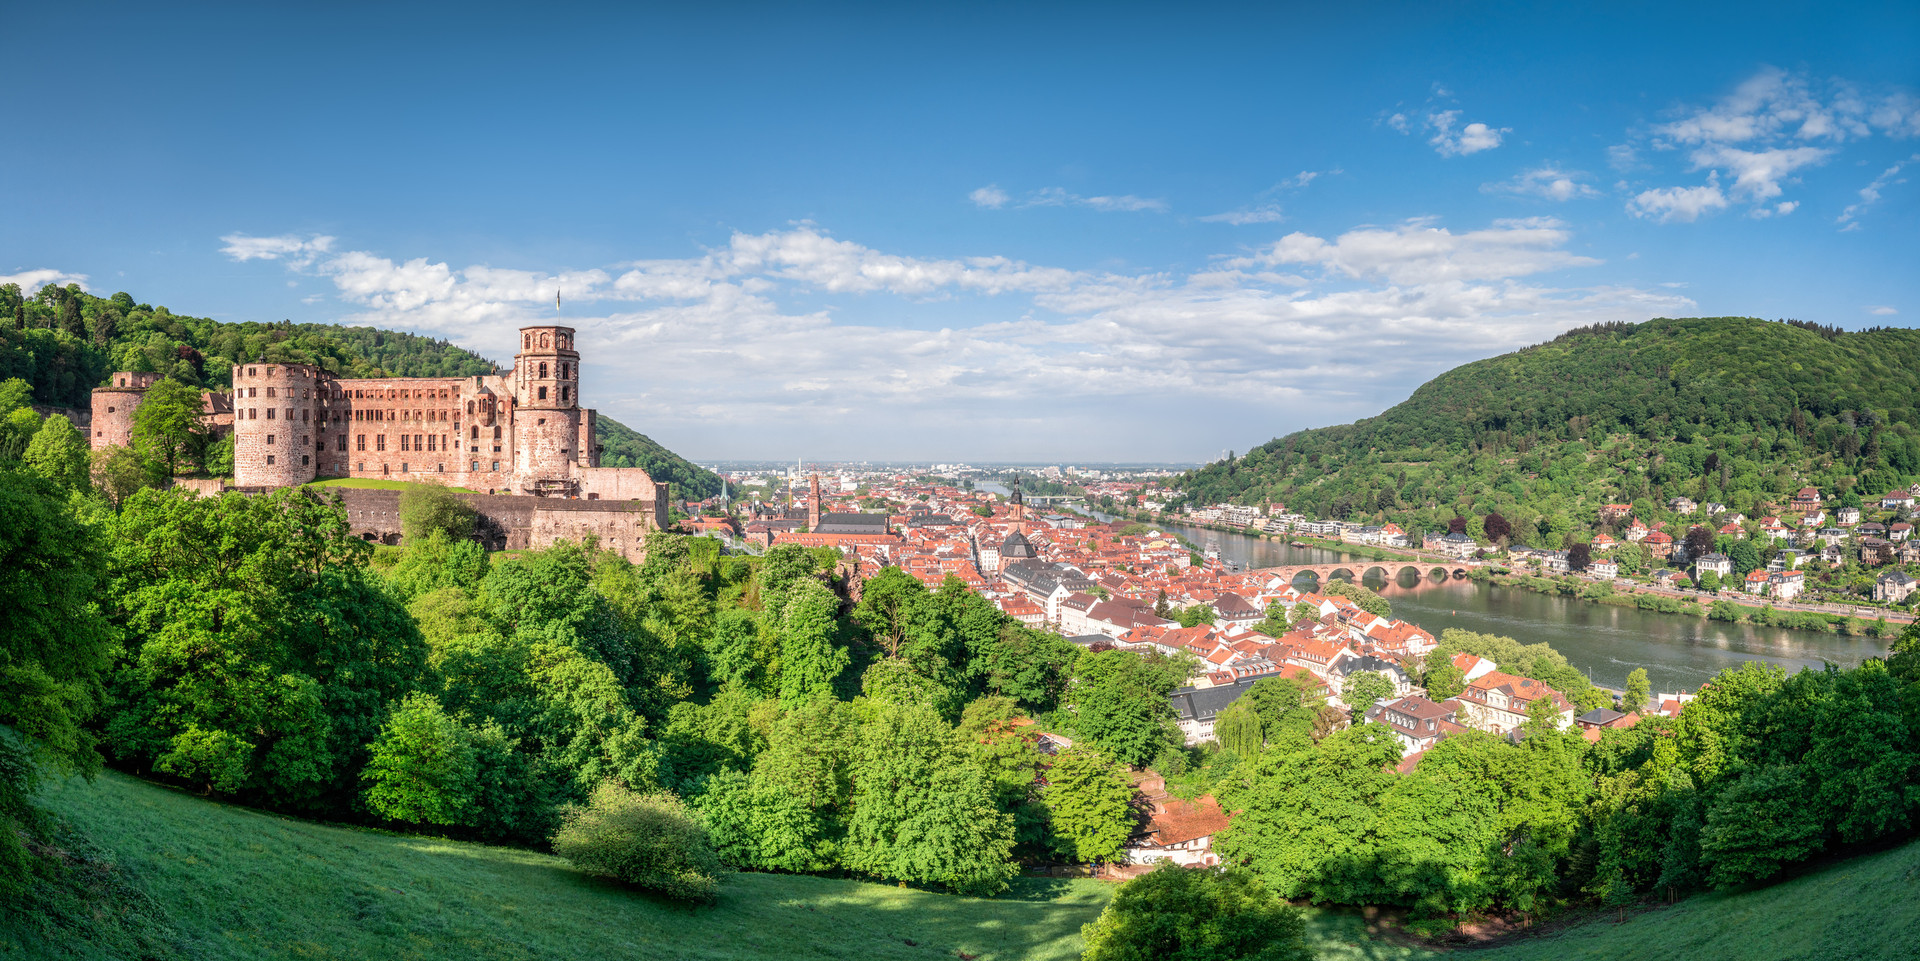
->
[232,360,325,488]
[89,371,161,449]
[512,325,582,493]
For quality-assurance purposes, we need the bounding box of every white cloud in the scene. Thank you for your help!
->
[0,268,89,292]
[1688,144,1831,201]
[1226,217,1601,285]
[1426,110,1508,156]
[1868,305,1898,316]
[968,185,1009,209]
[1837,152,1920,227]
[226,221,1687,459]
[1200,204,1284,225]
[1484,166,1601,201]
[1607,144,1640,171]
[1628,176,1731,223]
[1385,112,1411,134]
[1625,68,1920,221]
[972,185,1168,213]
[219,232,335,267]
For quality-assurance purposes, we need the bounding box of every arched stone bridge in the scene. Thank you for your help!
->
[1252,563,1471,584]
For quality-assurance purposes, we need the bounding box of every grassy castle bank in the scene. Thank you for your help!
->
[10,770,1920,961]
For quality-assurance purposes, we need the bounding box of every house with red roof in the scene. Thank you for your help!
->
[1455,670,1575,734]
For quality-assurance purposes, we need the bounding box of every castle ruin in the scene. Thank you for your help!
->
[90,324,670,559]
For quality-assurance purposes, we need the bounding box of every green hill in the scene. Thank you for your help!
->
[1179,317,1920,541]
[0,283,719,499]
[12,771,1920,960]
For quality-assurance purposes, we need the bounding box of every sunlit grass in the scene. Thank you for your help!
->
[9,772,1919,960]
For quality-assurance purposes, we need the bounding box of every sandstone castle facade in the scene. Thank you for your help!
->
[90,324,670,556]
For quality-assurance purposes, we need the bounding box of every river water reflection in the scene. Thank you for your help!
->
[1094,513,1884,693]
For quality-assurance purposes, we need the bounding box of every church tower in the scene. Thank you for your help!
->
[513,325,582,493]
[808,473,822,530]
[1010,477,1025,522]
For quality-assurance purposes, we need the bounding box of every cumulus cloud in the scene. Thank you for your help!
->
[1484,166,1601,201]
[1837,152,1920,228]
[968,185,1009,208]
[1868,305,1898,316]
[1624,68,1920,221]
[1628,178,1731,223]
[228,221,1687,459]
[1426,110,1508,156]
[0,268,89,292]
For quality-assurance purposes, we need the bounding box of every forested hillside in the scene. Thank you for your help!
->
[1180,317,1920,538]
[0,281,718,498]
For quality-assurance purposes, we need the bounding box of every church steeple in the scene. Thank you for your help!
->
[1010,477,1025,521]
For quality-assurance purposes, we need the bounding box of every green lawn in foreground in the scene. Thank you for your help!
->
[304,478,477,493]
[8,773,1110,961]
[10,772,1920,960]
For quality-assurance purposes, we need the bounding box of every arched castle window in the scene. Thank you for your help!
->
[540,333,550,349]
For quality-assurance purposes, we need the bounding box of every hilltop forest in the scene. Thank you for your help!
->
[1178,317,1920,540]
[0,281,720,499]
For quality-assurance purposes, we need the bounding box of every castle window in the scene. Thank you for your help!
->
[107,406,115,413]
[540,333,550,348]
[266,368,275,377]
[302,455,310,466]
[471,426,479,439]
[561,386,569,403]
[266,387,276,398]
[539,362,548,378]
[473,461,480,471]
[266,434,275,445]
[285,409,293,421]
[249,368,257,377]
[267,455,275,465]
[538,387,548,400]
[538,418,546,425]
[523,334,530,349]
[415,434,424,451]
[492,461,500,471]
[493,426,501,440]
[301,410,309,422]
[337,435,347,451]
[427,435,436,452]
[561,362,569,379]
[437,464,444,472]
[376,435,386,451]
[401,463,408,473]
[118,378,125,387]
[266,409,274,419]
[467,400,474,414]
[400,435,409,452]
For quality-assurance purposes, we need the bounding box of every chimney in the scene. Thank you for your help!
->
[809,473,822,530]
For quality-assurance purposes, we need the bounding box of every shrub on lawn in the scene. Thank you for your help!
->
[551,783,724,903]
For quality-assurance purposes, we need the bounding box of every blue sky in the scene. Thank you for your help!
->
[4,2,1917,463]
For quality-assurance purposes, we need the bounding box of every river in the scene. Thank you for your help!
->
[1025,495,1883,693]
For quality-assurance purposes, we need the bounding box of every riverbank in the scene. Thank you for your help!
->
[1489,570,1908,638]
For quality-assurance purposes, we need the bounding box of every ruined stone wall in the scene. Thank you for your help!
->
[326,487,660,558]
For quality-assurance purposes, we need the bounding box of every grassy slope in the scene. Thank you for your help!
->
[11,773,1919,960]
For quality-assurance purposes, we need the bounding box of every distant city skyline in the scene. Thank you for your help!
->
[4,2,1916,462]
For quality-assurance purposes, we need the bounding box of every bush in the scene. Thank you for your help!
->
[1081,863,1312,961]
[551,783,724,903]
[399,484,478,543]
